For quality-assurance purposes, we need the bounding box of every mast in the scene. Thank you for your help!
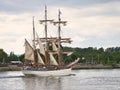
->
[53,10,67,68]
[32,16,37,64]
[33,16,36,50]
[44,6,48,50]
[39,6,53,66]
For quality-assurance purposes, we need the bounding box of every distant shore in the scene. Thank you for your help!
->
[0,64,120,71]
[72,64,120,69]
[0,65,21,71]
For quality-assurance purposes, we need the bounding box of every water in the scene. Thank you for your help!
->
[0,69,120,90]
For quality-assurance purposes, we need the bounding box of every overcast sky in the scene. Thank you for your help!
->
[0,0,120,54]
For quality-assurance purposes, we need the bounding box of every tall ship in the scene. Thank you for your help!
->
[22,6,79,76]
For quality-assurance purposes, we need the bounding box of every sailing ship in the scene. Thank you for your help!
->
[22,6,79,76]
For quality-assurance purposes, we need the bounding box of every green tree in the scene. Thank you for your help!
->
[0,49,8,63]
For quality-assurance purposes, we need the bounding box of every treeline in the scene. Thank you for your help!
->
[63,47,120,65]
[0,49,24,63]
[0,47,120,65]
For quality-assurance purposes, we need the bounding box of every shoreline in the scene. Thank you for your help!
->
[0,65,21,71]
[0,64,120,71]
[72,64,120,70]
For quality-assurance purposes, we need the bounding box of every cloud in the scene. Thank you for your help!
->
[0,0,120,54]
[0,0,42,13]
[0,0,118,13]
[53,1,120,48]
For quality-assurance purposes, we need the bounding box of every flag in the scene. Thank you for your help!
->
[58,9,62,16]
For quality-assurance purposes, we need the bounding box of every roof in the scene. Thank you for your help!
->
[10,61,22,64]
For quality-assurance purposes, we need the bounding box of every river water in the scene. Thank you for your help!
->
[0,69,120,90]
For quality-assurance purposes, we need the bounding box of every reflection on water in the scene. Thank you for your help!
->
[22,76,62,90]
[0,71,24,78]
[0,69,120,90]
[0,71,24,90]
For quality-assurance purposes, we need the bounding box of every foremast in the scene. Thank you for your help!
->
[32,16,37,65]
[24,17,37,65]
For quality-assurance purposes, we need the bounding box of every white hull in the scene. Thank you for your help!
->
[22,68,72,76]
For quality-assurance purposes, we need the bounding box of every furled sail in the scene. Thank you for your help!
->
[52,42,58,51]
[62,51,73,56]
[49,52,58,66]
[24,39,35,62]
[37,34,45,55]
[37,51,45,65]
[67,58,80,68]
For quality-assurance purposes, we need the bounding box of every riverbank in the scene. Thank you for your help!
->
[72,64,120,69]
[0,65,21,71]
[0,64,120,71]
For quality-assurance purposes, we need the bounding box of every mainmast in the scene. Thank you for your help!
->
[39,6,53,66]
[53,10,67,68]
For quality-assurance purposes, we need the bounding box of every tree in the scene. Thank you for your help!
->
[0,49,8,63]
[8,51,18,61]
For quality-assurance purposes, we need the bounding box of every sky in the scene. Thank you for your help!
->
[0,0,120,54]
